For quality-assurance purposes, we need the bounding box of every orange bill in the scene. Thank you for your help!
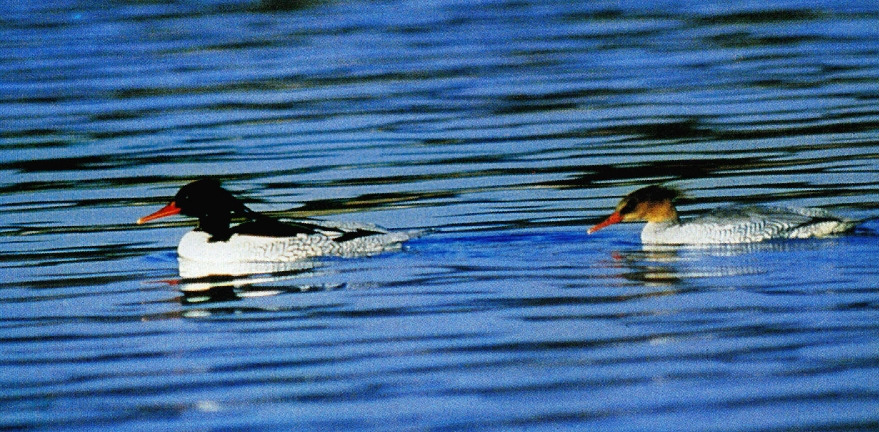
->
[587,211,622,234]
[137,201,181,224]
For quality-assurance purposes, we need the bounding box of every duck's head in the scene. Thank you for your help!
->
[587,185,681,234]
[137,179,252,236]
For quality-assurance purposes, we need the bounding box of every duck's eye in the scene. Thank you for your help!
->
[619,200,637,215]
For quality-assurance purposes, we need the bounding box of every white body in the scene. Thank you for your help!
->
[177,220,419,263]
[640,206,857,245]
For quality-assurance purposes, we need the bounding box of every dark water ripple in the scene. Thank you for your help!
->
[2,0,879,430]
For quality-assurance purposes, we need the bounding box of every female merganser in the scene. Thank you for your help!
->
[588,185,858,244]
[137,179,418,263]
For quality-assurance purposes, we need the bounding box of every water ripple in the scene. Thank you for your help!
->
[3,0,879,430]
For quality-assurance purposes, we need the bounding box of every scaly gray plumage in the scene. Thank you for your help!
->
[641,206,858,244]
[178,220,421,263]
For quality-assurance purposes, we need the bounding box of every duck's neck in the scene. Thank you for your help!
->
[641,202,680,224]
[199,214,234,242]
[198,205,256,242]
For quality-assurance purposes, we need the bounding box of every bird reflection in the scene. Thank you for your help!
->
[175,258,341,305]
[607,240,827,286]
[610,248,685,287]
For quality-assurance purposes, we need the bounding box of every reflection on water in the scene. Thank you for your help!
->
[179,280,344,306]
[608,239,845,286]
[175,256,345,306]
[3,0,879,430]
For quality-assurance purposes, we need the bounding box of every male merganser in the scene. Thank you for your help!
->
[588,185,858,244]
[137,179,418,263]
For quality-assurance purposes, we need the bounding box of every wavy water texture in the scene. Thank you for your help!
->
[1,0,879,430]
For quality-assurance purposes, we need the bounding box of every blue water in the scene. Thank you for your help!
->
[2,0,879,430]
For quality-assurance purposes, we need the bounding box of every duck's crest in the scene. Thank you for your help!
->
[624,185,682,203]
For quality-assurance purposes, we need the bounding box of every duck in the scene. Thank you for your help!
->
[137,179,419,263]
[587,185,858,244]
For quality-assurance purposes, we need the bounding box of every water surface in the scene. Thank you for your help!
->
[2,0,879,430]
